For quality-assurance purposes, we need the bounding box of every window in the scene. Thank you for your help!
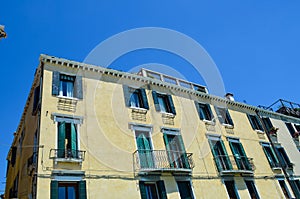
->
[245,180,260,199]
[224,180,239,199]
[123,86,149,109]
[247,114,263,131]
[196,102,213,121]
[163,129,189,169]
[286,122,298,138]
[32,85,40,115]
[52,71,83,99]
[214,106,234,126]
[294,124,300,132]
[139,181,167,199]
[290,179,300,199]
[261,143,279,169]
[51,180,87,199]
[262,117,273,132]
[9,173,19,198]
[135,129,154,169]
[275,146,293,169]
[57,121,78,159]
[208,136,232,172]
[228,139,252,170]
[152,91,176,114]
[278,180,291,199]
[177,181,194,199]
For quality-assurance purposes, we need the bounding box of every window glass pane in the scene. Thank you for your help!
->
[224,181,239,199]
[145,183,158,199]
[68,186,76,199]
[177,181,194,199]
[158,96,167,112]
[279,180,291,199]
[130,91,141,108]
[58,187,66,199]
[245,181,260,199]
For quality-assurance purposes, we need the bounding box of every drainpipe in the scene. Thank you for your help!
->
[255,110,296,198]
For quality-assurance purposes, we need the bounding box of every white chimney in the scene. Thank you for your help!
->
[225,93,235,101]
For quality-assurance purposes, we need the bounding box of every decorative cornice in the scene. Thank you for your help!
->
[40,54,300,123]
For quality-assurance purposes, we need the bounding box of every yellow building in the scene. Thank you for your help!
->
[5,54,300,199]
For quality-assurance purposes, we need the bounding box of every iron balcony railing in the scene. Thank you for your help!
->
[50,149,86,161]
[133,150,194,173]
[213,155,254,175]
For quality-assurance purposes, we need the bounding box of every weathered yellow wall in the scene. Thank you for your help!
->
[7,61,295,199]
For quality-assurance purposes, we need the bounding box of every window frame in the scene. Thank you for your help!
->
[139,180,167,199]
[126,87,149,110]
[53,114,83,160]
[176,180,195,199]
[247,114,264,132]
[196,102,213,122]
[244,180,260,199]
[261,142,280,169]
[214,106,234,127]
[152,91,176,115]
[224,179,240,199]
[278,179,292,199]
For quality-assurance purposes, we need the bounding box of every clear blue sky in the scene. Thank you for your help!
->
[1,0,300,193]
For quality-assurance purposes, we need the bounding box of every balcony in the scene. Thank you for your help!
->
[133,150,194,174]
[214,155,254,176]
[50,149,86,164]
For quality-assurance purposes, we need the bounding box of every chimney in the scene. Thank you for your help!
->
[225,93,234,101]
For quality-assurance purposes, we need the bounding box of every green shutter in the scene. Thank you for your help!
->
[226,110,234,126]
[52,71,60,96]
[139,181,147,199]
[206,104,213,120]
[136,133,153,168]
[79,181,87,199]
[157,180,168,199]
[177,135,190,169]
[71,123,78,158]
[140,89,149,110]
[220,140,232,170]
[208,140,222,171]
[123,85,131,107]
[32,85,40,115]
[167,95,176,115]
[74,76,83,99]
[163,133,174,168]
[255,116,264,131]
[58,122,66,158]
[152,91,160,111]
[194,102,203,120]
[50,181,58,199]
[247,114,255,130]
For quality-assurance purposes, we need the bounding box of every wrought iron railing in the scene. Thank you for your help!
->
[50,149,86,161]
[133,150,194,172]
[213,155,254,174]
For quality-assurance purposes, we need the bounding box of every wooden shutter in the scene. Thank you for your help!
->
[152,91,161,111]
[226,110,234,126]
[32,85,40,115]
[167,95,176,115]
[177,135,189,169]
[140,89,149,110]
[79,181,87,199]
[220,140,232,170]
[71,123,78,158]
[50,181,58,199]
[58,122,66,158]
[139,181,147,199]
[157,180,168,199]
[74,76,83,99]
[247,114,255,130]
[194,102,203,120]
[52,71,60,96]
[11,147,17,167]
[122,85,131,107]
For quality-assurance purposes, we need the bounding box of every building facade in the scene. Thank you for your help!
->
[5,54,300,199]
